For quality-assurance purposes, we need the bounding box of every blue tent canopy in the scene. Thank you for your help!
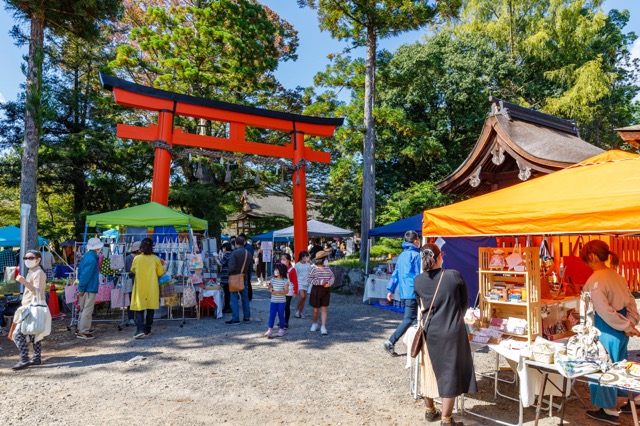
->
[368,214,422,238]
[249,230,293,242]
[0,226,49,247]
[367,216,495,305]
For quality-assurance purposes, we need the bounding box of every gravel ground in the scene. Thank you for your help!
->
[0,283,637,425]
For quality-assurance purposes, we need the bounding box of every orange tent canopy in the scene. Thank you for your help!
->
[422,150,640,237]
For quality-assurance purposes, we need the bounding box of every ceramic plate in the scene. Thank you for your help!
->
[627,369,640,378]
[600,372,619,383]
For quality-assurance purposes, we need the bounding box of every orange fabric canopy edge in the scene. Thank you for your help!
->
[422,150,640,237]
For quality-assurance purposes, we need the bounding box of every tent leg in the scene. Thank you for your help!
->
[82,224,89,254]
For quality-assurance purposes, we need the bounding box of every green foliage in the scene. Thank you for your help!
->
[369,237,403,258]
[452,0,639,148]
[378,181,453,224]
[111,0,298,101]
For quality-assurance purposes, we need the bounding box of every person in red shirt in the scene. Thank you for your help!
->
[281,253,298,329]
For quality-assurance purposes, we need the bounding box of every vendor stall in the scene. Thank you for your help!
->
[70,202,217,329]
[411,151,640,424]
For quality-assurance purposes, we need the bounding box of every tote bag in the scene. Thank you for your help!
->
[110,245,125,271]
[562,236,592,295]
[20,295,51,335]
[110,286,130,309]
[96,281,115,303]
[228,251,248,292]
[182,282,197,308]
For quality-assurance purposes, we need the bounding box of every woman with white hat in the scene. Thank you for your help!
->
[76,237,104,340]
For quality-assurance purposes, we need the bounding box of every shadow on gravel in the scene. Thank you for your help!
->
[38,350,163,369]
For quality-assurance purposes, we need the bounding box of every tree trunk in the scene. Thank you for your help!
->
[20,11,45,250]
[359,27,376,263]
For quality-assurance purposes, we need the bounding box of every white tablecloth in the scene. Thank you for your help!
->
[488,343,571,407]
[362,275,400,303]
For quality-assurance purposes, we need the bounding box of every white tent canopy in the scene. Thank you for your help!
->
[273,220,354,238]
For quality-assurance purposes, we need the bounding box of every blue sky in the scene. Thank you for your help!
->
[0,0,638,103]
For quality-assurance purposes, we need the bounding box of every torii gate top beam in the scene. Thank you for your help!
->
[100,73,343,137]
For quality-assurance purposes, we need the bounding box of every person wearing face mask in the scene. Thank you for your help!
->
[12,250,50,370]
[307,250,334,335]
[76,237,103,340]
[263,263,290,338]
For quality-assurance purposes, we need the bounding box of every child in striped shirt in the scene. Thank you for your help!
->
[264,263,290,338]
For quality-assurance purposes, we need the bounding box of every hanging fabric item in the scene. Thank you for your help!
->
[195,158,204,180]
[224,164,232,182]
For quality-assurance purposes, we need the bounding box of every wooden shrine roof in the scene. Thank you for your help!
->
[436,97,603,196]
[226,192,321,222]
[616,125,640,148]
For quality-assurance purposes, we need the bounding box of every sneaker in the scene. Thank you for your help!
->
[300,312,306,319]
[586,408,620,425]
[242,318,250,323]
[295,310,301,318]
[76,333,95,340]
[225,320,241,325]
[283,323,289,330]
[310,323,318,332]
[263,330,273,338]
[127,319,136,326]
[277,329,285,337]
[425,409,441,421]
[383,341,399,357]
[321,326,328,335]
[133,332,146,340]
[620,401,640,414]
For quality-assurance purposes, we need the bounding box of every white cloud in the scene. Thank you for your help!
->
[0,92,5,104]
[632,38,640,64]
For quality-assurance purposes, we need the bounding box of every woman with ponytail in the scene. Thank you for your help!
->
[581,240,640,424]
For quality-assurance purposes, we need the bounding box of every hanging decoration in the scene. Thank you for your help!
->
[224,164,232,182]
[195,158,204,180]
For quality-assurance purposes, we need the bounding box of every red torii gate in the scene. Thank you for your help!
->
[100,73,343,253]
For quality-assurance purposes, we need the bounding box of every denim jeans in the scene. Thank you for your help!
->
[268,302,286,329]
[230,286,251,321]
[388,298,417,345]
[135,309,154,334]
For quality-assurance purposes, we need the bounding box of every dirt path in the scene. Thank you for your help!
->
[0,285,629,425]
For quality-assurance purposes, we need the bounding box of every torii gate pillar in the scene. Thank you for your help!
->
[292,131,308,256]
[151,110,174,205]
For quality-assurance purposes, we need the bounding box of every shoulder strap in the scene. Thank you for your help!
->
[240,250,248,272]
[420,269,446,329]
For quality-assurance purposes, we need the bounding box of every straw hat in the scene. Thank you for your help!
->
[314,251,329,261]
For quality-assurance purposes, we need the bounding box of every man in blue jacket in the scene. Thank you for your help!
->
[76,237,103,340]
[383,230,421,356]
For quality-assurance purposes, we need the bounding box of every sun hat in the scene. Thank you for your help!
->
[86,237,104,250]
[315,251,329,261]
[131,241,141,252]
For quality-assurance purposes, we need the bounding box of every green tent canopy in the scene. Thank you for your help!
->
[85,202,208,230]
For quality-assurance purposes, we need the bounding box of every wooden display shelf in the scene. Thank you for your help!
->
[478,246,542,345]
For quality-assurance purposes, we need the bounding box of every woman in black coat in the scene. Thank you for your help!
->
[414,243,476,426]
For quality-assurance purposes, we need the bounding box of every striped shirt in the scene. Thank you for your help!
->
[308,265,335,287]
[270,277,288,303]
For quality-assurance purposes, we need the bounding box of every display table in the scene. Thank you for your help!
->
[460,343,573,426]
[362,275,400,303]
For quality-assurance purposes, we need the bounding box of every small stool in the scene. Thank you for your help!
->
[200,296,217,317]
